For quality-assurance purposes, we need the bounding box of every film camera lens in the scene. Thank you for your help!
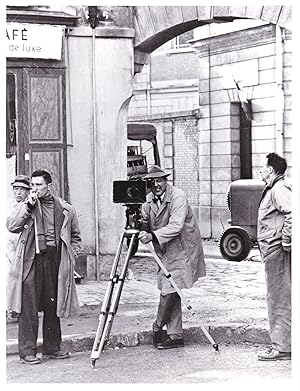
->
[127,185,140,199]
[113,180,146,204]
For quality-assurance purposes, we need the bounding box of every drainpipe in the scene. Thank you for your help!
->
[92,27,100,280]
[146,62,151,115]
[275,25,284,156]
[208,44,212,238]
[207,24,213,237]
[65,33,74,147]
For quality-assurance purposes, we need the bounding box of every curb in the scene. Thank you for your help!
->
[137,243,224,260]
[6,324,271,356]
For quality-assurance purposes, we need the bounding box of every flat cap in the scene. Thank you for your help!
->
[11,175,31,189]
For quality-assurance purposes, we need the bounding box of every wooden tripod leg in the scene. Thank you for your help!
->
[99,233,137,347]
[91,232,126,362]
[91,232,138,366]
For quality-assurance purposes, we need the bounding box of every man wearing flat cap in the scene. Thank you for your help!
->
[7,175,31,267]
[7,175,31,319]
[11,175,31,203]
[138,165,206,349]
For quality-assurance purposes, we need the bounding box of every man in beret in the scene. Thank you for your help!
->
[138,165,206,349]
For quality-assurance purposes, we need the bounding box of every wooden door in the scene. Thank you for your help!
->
[22,67,68,198]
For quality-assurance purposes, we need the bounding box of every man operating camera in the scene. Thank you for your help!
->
[138,165,206,349]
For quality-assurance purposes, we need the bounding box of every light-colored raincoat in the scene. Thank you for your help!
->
[141,184,206,294]
[6,197,81,318]
[257,174,291,352]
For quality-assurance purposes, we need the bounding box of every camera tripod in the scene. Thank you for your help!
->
[91,212,219,367]
[90,226,139,368]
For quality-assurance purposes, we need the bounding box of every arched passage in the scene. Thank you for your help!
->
[133,5,292,71]
[130,5,292,239]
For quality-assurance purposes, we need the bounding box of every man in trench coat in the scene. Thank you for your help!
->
[7,170,82,365]
[6,175,30,320]
[138,165,206,349]
[257,153,291,361]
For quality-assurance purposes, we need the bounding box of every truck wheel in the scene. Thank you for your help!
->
[219,227,252,261]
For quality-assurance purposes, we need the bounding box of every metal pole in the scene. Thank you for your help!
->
[92,28,100,280]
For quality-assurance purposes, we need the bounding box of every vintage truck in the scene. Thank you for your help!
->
[219,179,265,261]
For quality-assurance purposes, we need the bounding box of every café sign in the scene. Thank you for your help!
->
[6,23,63,60]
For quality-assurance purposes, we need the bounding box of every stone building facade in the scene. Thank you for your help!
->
[6,6,292,279]
[128,22,292,238]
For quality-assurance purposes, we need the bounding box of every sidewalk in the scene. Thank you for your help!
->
[6,240,270,355]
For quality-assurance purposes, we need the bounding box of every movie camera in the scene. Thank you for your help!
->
[113,180,147,230]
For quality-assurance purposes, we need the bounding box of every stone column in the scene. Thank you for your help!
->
[197,47,213,238]
[66,26,135,279]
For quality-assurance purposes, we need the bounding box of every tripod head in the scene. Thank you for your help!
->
[113,180,146,232]
[124,204,142,231]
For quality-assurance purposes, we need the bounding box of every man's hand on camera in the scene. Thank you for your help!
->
[27,190,38,207]
[138,231,152,244]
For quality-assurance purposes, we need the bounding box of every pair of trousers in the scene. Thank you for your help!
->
[18,246,62,358]
[264,246,291,352]
[155,292,183,336]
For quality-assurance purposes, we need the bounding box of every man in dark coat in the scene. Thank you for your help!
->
[7,170,82,365]
[138,165,205,349]
[257,153,291,361]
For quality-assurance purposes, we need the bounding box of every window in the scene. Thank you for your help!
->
[174,30,194,49]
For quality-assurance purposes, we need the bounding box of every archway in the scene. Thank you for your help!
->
[130,5,292,238]
[133,6,291,71]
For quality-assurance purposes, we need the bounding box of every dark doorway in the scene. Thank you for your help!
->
[240,103,252,179]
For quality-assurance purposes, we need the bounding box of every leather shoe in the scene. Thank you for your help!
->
[157,337,184,350]
[153,330,167,347]
[20,355,41,365]
[42,350,70,360]
[258,347,291,361]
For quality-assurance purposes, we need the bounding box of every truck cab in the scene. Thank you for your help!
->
[127,122,160,179]
[126,122,160,256]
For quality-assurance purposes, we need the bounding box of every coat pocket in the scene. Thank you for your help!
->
[257,228,277,241]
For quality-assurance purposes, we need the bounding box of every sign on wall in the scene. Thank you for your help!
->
[6,23,63,60]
